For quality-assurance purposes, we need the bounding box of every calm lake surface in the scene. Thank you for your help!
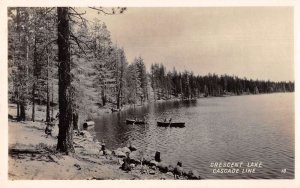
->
[94,93,294,179]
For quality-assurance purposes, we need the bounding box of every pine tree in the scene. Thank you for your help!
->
[56,7,74,153]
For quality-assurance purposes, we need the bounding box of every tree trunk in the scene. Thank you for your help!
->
[116,90,120,109]
[115,50,121,109]
[32,28,38,122]
[101,89,106,106]
[20,102,26,121]
[16,8,27,121]
[73,112,79,131]
[31,83,35,122]
[153,82,156,101]
[16,8,20,120]
[17,102,20,119]
[116,77,121,109]
[16,88,20,119]
[46,47,50,122]
[56,7,74,154]
[51,78,54,120]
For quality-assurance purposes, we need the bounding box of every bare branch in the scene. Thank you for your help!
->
[70,30,91,50]
[88,7,126,15]
[40,39,57,55]
[70,33,87,56]
[69,7,88,24]
[88,7,114,15]
[44,7,56,16]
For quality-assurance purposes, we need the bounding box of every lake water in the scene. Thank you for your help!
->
[94,93,294,179]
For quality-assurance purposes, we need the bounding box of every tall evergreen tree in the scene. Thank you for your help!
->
[56,7,74,153]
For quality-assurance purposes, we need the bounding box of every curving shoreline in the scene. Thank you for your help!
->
[8,104,200,180]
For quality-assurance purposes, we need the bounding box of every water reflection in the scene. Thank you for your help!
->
[94,100,197,148]
[94,93,294,179]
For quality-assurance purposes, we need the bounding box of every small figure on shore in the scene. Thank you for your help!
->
[45,122,54,138]
[174,161,183,179]
[121,152,131,172]
[169,118,172,123]
[101,143,106,155]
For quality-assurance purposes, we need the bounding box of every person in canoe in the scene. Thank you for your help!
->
[132,117,137,125]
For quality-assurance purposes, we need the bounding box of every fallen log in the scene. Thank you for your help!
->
[9,148,45,155]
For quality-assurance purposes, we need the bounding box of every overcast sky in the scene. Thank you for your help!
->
[85,7,293,82]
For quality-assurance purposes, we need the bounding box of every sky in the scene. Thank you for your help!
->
[84,7,293,82]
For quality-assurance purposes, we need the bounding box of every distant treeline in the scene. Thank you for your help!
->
[150,63,294,100]
[8,7,294,123]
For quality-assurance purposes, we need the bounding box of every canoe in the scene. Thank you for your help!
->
[83,121,95,129]
[126,119,146,125]
[170,122,185,128]
[111,108,121,112]
[157,122,185,128]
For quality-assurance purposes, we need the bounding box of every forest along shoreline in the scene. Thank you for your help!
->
[8,102,200,180]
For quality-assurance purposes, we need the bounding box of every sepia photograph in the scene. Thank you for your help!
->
[1,1,298,187]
